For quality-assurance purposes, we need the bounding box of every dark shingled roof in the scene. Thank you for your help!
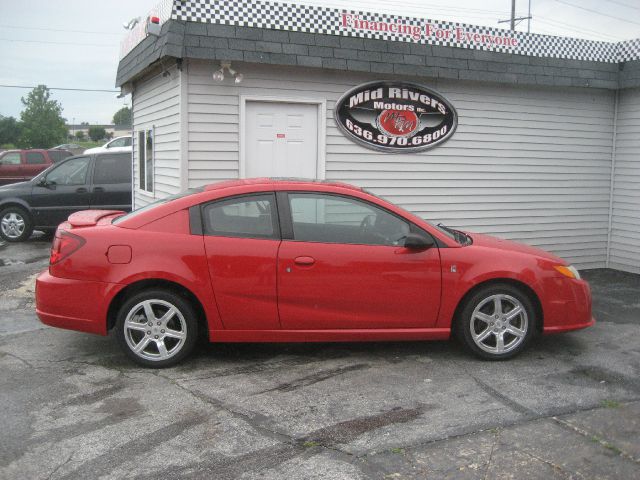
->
[116,20,639,90]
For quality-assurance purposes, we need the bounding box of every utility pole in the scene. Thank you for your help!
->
[498,0,532,32]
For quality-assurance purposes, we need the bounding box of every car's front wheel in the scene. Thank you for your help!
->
[456,283,537,360]
[0,206,34,242]
[115,289,198,368]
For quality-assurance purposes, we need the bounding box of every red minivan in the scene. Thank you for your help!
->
[0,149,73,186]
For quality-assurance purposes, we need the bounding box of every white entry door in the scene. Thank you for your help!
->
[244,101,318,179]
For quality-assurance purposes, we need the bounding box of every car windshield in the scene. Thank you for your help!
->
[112,188,204,224]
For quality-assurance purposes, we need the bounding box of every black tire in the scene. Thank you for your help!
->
[456,283,537,360]
[0,206,34,242]
[115,289,198,368]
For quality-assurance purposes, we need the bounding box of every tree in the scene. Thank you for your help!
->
[19,85,67,148]
[75,131,85,140]
[0,115,23,146]
[112,106,131,126]
[88,126,106,141]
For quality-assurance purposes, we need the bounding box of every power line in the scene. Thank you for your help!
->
[603,0,640,11]
[0,24,122,35]
[0,84,119,93]
[535,16,620,42]
[554,0,640,26]
[0,38,116,47]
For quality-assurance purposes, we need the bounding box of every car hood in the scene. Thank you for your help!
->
[467,232,565,264]
[0,181,32,192]
[83,146,104,154]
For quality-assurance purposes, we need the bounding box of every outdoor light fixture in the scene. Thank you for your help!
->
[123,17,141,30]
[212,62,244,84]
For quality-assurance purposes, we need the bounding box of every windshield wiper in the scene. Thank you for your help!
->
[437,223,471,245]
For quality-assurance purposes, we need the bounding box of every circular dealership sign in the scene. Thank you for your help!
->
[334,81,458,152]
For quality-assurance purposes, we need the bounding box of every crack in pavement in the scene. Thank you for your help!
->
[552,416,640,466]
[256,363,370,394]
[482,428,500,480]
[518,448,586,480]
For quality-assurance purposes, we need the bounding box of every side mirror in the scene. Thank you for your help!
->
[404,233,434,249]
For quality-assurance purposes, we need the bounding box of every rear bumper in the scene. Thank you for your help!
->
[542,277,594,334]
[35,270,122,336]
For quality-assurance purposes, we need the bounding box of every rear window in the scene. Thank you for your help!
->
[93,154,131,184]
[112,188,203,225]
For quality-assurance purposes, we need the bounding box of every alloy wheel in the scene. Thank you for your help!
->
[123,299,187,362]
[1,212,26,240]
[469,294,528,355]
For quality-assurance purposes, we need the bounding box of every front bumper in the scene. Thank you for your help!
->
[542,276,595,334]
[35,270,122,336]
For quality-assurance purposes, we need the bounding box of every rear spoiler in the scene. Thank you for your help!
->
[66,210,126,228]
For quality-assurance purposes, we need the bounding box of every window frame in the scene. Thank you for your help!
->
[279,191,432,247]
[199,192,281,240]
[137,128,154,194]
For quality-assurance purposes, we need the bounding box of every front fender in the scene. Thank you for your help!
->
[436,247,546,329]
[0,197,32,213]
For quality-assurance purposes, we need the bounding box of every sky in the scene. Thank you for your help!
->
[1,0,638,125]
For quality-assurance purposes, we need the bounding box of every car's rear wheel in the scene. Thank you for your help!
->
[115,289,198,368]
[456,283,536,360]
[0,206,33,242]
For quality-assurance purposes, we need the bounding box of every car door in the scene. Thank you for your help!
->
[201,193,281,330]
[90,153,132,211]
[0,151,23,185]
[277,192,442,330]
[30,156,93,227]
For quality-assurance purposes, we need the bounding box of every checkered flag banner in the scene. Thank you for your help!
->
[167,0,638,63]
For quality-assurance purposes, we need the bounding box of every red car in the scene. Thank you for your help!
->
[0,149,73,185]
[35,179,594,367]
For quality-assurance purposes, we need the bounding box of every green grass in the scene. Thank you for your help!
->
[601,399,621,409]
[390,447,405,454]
[302,440,320,448]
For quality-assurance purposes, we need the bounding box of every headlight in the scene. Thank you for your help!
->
[554,265,581,280]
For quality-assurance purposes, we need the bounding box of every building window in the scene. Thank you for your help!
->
[137,129,154,193]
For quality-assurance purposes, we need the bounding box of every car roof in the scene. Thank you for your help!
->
[203,178,362,192]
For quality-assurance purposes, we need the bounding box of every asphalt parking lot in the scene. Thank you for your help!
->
[1,236,639,479]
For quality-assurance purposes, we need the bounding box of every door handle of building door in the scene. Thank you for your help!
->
[294,256,315,265]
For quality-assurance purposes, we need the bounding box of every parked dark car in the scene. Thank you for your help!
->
[0,149,74,185]
[0,152,131,242]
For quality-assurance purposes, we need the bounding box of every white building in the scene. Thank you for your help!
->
[116,0,640,273]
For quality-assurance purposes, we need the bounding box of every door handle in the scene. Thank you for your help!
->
[76,187,87,193]
[294,256,315,266]
[93,187,104,193]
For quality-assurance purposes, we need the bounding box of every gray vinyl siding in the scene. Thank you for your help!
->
[132,65,181,208]
[186,61,614,268]
[608,88,640,274]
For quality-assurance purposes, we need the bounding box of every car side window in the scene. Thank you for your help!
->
[1,152,21,165]
[203,194,279,239]
[26,152,46,164]
[288,193,410,246]
[123,137,132,147]
[45,157,90,186]
[109,138,126,148]
[93,154,132,184]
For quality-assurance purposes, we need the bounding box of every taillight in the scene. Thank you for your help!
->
[50,230,86,265]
